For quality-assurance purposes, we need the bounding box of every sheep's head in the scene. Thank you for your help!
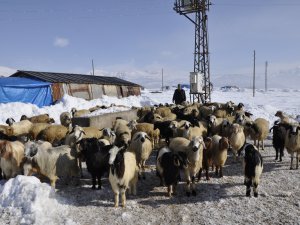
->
[182,121,192,130]
[133,132,151,144]
[173,152,189,169]
[169,121,179,130]
[208,115,217,127]
[20,115,28,121]
[275,110,284,117]
[289,124,300,137]
[235,112,246,125]
[70,125,86,143]
[219,137,229,151]
[189,136,205,152]
[231,123,243,134]
[6,118,15,126]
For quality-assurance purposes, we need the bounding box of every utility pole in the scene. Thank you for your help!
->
[92,59,95,76]
[265,61,268,92]
[253,50,256,97]
[161,68,164,92]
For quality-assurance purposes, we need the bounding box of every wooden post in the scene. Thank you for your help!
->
[253,50,256,97]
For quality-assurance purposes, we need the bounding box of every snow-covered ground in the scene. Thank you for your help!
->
[0,87,300,225]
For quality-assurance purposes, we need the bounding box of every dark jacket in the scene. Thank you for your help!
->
[172,89,186,105]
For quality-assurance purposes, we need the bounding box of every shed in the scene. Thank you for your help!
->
[0,77,52,107]
[11,70,141,102]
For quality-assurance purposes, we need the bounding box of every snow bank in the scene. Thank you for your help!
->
[0,176,76,225]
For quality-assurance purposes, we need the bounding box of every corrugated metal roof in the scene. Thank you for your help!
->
[10,70,141,87]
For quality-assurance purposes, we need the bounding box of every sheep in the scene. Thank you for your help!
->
[284,124,300,169]
[200,137,214,180]
[101,128,116,144]
[155,107,172,118]
[234,111,252,126]
[108,145,138,208]
[0,140,24,179]
[269,121,287,161]
[23,140,79,188]
[71,107,90,117]
[0,131,18,142]
[98,138,111,146]
[113,119,132,147]
[150,128,160,148]
[131,122,159,147]
[128,132,153,179]
[37,124,69,146]
[220,119,232,138]
[199,105,215,120]
[156,147,188,196]
[244,118,270,150]
[275,110,291,124]
[238,143,263,197]
[207,115,224,136]
[153,121,173,145]
[0,125,14,136]
[6,118,33,137]
[169,136,206,196]
[169,120,187,138]
[211,135,229,177]
[182,121,207,140]
[28,123,51,140]
[20,114,55,124]
[78,138,111,189]
[229,123,246,160]
[60,112,72,127]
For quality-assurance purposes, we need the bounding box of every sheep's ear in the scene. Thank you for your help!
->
[145,135,151,141]
[173,155,180,167]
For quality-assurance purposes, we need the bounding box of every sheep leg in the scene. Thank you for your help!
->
[97,175,102,189]
[296,153,299,170]
[279,147,284,162]
[167,186,172,197]
[205,167,210,180]
[50,178,57,189]
[219,166,223,178]
[191,175,197,196]
[290,153,294,170]
[275,147,279,161]
[245,179,251,197]
[253,181,258,197]
[262,140,264,150]
[91,174,96,189]
[142,161,146,179]
[121,189,126,208]
[215,166,219,176]
[173,183,177,196]
[197,168,202,182]
[185,170,191,197]
[78,158,83,178]
[114,192,119,208]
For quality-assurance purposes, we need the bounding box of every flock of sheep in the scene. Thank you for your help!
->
[0,101,299,208]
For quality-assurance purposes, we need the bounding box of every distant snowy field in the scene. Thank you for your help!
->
[0,87,300,225]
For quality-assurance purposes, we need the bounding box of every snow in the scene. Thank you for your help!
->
[0,87,300,225]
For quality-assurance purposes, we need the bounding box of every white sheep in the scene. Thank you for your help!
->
[0,140,24,179]
[113,119,132,147]
[169,136,205,196]
[101,128,116,144]
[20,114,55,124]
[108,146,138,208]
[6,118,33,137]
[284,124,300,169]
[211,135,230,177]
[37,124,69,146]
[207,115,224,136]
[71,107,90,117]
[182,121,207,140]
[229,123,246,160]
[128,132,153,179]
[28,123,51,140]
[245,118,270,150]
[23,140,79,188]
[60,112,72,127]
[0,125,14,136]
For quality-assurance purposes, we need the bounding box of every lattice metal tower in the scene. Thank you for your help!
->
[174,0,211,103]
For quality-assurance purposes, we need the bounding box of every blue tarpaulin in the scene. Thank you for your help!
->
[0,77,53,107]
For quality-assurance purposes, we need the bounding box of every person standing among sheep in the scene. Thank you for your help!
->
[172,84,186,105]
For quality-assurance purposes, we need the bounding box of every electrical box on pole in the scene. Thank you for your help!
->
[174,0,212,103]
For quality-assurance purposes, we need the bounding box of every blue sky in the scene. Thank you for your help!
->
[1,0,300,88]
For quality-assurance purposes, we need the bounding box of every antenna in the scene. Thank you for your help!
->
[174,0,212,103]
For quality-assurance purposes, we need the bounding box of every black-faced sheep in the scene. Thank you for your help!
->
[169,136,205,196]
[238,143,263,197]
[23,141,79,188]
[182,121,207,140]
[108,146,138,208]
[128,132,153,179]
[0,140,24,179]
[156,147,188,196]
